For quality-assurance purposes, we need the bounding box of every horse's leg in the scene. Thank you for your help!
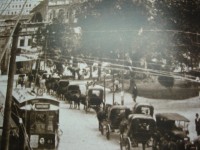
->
[74,101,77,109]
[142,143,145,150]
[78,101,80,110]
[69,101,72,109]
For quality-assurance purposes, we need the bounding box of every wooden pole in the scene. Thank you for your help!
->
[113,73,115,105]
[0,23,21,150]
[103,75,106,109]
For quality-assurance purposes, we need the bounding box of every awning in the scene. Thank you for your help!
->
[16,54,38,62]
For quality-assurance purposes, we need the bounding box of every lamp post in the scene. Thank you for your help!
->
[112,73,115,105]
[121,67,124,105]
[120,37,125,106]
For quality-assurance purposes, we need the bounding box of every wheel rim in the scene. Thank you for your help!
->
[106,126,110,140]
[125,138,131,150]
[120,134,124,150]
[100,125,104,135]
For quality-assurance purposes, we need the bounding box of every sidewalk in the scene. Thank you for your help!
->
[0,75,18,82]
[0,90,5,104]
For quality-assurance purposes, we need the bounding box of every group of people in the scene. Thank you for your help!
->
[113,78,138,102]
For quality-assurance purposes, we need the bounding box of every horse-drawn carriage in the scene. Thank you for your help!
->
[45,76,60,95]
[152,113,190,150]
[84,88,104,113]
[102,105,131,140]
[56,79,69,100]
[65,84,84,109]
[120,114,156,150]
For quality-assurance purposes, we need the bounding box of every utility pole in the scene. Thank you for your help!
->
[103,74,106,110]
[1,23,21,150]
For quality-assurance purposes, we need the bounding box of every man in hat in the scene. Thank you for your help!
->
[195,113,200,136]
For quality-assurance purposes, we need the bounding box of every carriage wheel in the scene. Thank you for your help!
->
[120,134,125,150]
[146,137,153,147]
[98,122,102,133]
[152,139,159,150]
[125,137,131,150]
[106,125,110,140]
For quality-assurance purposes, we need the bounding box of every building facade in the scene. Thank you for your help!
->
[0,0,41,15]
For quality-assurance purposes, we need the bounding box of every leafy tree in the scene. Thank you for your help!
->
[154,0,200,71]
[33,20,81,75]
[76,0,200,75]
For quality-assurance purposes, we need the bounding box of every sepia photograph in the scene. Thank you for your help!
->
[0,0,200,149]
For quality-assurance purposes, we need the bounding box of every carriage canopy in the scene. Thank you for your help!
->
[156,113,190,122]
[133,102,154,116]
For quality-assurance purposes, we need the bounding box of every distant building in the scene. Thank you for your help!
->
[0,0,85,74]
[0,0,42,15]
[47,0,87,23]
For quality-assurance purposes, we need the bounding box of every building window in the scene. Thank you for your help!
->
[28,39,32,46]
[29,4,31,7]
[20,39,25,46]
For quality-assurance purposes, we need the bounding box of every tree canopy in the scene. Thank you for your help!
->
[76,0,200,72]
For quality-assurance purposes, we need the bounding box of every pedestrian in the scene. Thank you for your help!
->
[28,73,34,87]
[114,79,119,91]
[195,113,200,136]
[131,79,138,102]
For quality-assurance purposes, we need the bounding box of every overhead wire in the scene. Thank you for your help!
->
[82,28,200,36]
[0,0,33,149]
[0,0,28,62]
[36,53,199,83]
[0,0,12,16]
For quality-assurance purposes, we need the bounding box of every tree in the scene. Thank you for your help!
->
[33,21,78,75]
[76,0,200,75]
[153,0,200,71]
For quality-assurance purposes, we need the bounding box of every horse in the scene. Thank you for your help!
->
[45,77,59,96]
[130,79,138,102]
[65,91,81,109]
[132,84,138,102]
[96,108,107,132]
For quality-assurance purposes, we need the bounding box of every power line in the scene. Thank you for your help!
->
[0,0,12,16]
[0,0,28,62]
[34,54,199,83]
[82,28,200,36]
